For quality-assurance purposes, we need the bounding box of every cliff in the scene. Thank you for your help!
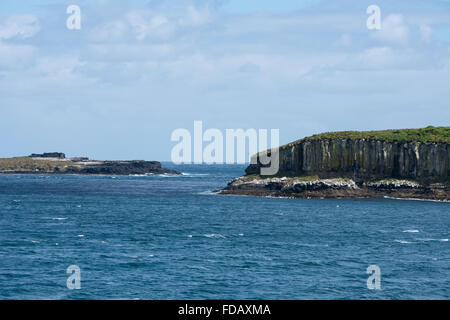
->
[223,127,450,200]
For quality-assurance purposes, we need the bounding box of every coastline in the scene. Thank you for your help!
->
[0,171,180,176]
[219,175,449,201]
[0,156,181,176]
[222,127,449,201]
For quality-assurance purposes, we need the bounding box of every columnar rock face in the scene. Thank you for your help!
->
[224,128,449,200]
[246,139,449,184]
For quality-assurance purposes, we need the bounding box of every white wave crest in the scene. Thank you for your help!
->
[384,196,450,203]
[204,233,225,239]
[394,240,413,244]
[416,238,449,242]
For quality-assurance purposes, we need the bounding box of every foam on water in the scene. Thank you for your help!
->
[129,173,155,177]
[1,164,449,299]
[416,238,449,242]
[181,173,210,177]
[197,190,220,196]
[384,196,450,203]
[395,240,413,244]
[204,233,226,239]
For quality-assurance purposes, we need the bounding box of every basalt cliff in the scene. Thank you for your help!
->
[0,153,181,175]
[221,126,450,201]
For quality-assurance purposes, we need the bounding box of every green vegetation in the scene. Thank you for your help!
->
[0,157,70,172]
[285,126,449,147]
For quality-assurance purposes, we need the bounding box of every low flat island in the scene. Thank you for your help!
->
[0,152,181,175]
[221,126,449,201]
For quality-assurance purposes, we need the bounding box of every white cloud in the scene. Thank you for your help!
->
[372,14,409,45]
[88,5,214,43]
[0,14,40,40]
[89,20,129,42]
[1,0,450,161]
[358,47,397,68]
[126,11,174,40]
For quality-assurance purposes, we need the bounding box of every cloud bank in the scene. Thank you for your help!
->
[0,0,449,160]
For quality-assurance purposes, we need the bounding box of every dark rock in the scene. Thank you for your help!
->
[224,128,449,200]
[248,139,449,185]
[30,152,66,159]
[65,160,181,175]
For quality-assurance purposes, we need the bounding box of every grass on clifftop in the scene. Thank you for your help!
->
[288,126,450,146]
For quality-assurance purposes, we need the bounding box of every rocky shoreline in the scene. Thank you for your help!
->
[220,176,449,201]
[0,153,181,176]
[221,127,449,201]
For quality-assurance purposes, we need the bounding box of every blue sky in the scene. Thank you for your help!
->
[1,0,449,160]
[1,0,322,14]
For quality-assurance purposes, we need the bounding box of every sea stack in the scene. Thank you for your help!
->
[221,126,449,201]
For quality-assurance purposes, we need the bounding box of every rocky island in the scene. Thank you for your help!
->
[221,126,449,201]
[0,153,181,175]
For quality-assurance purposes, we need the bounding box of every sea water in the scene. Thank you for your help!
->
[0,164,449,299]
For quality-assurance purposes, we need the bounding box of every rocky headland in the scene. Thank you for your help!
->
[0,153,181,175]
[221,126,449,201]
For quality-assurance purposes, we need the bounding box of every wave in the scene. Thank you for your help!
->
[264,195,294,199]
[383,196,449,203]
[197,190,220,196]
[416,238,449,242]
[158,173,183,178]
[394,240,413,244]
[204,233,225,239]
[129,173,154,177]
[181,173,210,177]
[298,243,329,247]
[128,173,181,178]
[403,229,420,233]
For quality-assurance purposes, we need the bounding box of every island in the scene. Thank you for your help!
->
[220,126,449,201]
[0,152,181,175]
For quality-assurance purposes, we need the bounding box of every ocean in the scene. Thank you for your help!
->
[0,164,449,300]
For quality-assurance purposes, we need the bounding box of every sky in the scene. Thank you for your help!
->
[1,0,449,160]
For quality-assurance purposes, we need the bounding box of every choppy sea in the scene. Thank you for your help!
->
[0,164,449,299]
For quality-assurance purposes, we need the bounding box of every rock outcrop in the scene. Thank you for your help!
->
[223,127,449,200]
[64,160,180,175]
[0,155,181,175]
